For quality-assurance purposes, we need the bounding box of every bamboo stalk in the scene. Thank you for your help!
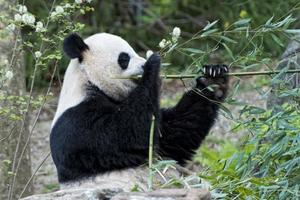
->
[148,115,155,191]
[112,69,300,80]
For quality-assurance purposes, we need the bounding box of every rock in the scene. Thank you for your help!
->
[21,187,123,200]
[112,189,211,200]
[21,188,210,200]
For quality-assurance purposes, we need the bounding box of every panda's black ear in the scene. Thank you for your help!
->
[63,33,89,60]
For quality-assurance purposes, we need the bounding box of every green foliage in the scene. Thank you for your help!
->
[0,1,93,120]
[22,1,94,87]
[16,0,300,86]
[151,2,300,198]
[159,14,300,74]
[196,102,300,199]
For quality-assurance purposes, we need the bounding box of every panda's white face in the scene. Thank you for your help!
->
[52,33,146,127]
[81,33,146,100]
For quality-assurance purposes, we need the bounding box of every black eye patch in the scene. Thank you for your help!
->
[118,52,130,70]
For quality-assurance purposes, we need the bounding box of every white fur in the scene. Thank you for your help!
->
[52,33,146,127]
[52,59,87,127]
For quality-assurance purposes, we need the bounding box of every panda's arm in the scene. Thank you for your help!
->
[110,52,161,133]
[89,54,161,168]
[158,65,229,164]
[81,54,160,166]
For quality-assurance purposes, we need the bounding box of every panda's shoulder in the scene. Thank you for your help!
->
[53,91,119,127]
[59,96,115,121]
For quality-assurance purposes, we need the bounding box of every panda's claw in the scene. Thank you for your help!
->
[224,65,228,72]
[202,64,228,78]
[197,64,229,101]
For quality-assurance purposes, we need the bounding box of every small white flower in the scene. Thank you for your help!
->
[18,5,28,14]
[172,27,181,38]
[159,39,167,48]
[35,51,42,58]
[35,21,44,32]
[29,15,36,24]
[50,11,57,18]
[4,59,9,65]
[65,3,71,8]
[14,14,22,21]
[22,13,35,25]
[86,0,92,3]
[172,36,178,42]
[55,6,64,14]
[5,71,13,80]
[146,50,153,59]
[6,24,16,32]
[75,0,83,3]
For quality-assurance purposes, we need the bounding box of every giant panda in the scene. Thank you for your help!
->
[50,33,229,190]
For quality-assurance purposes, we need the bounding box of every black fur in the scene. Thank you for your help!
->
[50,54,229,183]
[63,33,89,61]
[159,64,228,163]
[118,52,131,70]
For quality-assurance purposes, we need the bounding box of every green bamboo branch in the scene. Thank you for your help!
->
[112,69,300,80]
[148,115,155,191]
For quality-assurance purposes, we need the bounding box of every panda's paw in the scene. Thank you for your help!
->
[196,64,229,101]
[142,53,161,82]
[144,53,161,71]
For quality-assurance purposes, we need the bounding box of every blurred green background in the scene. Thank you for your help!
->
[24,0,300,87]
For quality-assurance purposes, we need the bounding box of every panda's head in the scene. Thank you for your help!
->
[63,33,146,100]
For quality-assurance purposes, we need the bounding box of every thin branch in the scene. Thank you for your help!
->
[18,152,51,200]
[113,69,300,80]
[8,1,57,199]
[0,122,17,142]
[13,61,58,199]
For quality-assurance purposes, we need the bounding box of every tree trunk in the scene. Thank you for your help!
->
[0,1,33,199]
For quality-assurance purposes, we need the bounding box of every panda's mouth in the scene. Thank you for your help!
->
[129,71,144,85]
[132,78,141,85]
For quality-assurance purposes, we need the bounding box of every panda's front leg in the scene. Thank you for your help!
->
[158,64,229,164]
[109,53,161,151]
[139,53,161,113]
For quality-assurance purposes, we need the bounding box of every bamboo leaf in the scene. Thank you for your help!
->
[234,26,248,31]
[234,18,251,26]
[221,43,235,61]
[182,48,205,54]
[200,28,219,37]
[271,33,284,47]
[167,43,177,53]
[220,35,238,44]
[265,16,274,26]
[284,29,300,34]
[274,14,293,28]
[203,20,219,31]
